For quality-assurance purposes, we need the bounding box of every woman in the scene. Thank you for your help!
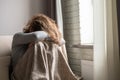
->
[10,14,80,80]
[10,14,64,78]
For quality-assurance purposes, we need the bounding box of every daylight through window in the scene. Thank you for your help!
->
[79,0,93,45]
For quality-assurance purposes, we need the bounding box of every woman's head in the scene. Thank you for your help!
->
[23,14,61,45]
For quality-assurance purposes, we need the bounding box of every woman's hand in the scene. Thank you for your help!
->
[59,38,65,46]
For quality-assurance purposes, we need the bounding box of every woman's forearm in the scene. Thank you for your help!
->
[12,31,48,47]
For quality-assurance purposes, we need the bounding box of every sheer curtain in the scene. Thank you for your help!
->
[56,0,63,34]
[116,0,120,51]
[93,0,120,80]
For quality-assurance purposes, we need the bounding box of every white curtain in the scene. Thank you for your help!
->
[56,0,63,35]
[93,0,120,80]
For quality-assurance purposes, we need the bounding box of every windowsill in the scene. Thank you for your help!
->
[71,44,93,49]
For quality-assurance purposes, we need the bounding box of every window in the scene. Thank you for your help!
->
[79,0,93,45]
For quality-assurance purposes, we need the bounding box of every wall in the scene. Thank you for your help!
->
[0,0,47,35]
[81,60,93,80]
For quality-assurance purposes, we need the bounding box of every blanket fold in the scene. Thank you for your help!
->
[12,42,81,80]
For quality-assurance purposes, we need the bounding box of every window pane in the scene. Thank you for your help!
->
[79,0,93,45]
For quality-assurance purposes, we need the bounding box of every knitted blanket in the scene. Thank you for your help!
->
[11,42,81,80]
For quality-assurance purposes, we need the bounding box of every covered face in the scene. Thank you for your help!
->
[23,14,61,45]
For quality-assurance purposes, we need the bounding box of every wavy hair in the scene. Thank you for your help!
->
[23,14,61,45]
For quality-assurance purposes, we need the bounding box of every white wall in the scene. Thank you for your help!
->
[81,60,93,80]
[0,0,47,35]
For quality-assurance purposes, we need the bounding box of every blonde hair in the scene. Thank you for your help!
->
[23,14,61,45]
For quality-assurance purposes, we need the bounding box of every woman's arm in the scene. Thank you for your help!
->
[12,31,48,47]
